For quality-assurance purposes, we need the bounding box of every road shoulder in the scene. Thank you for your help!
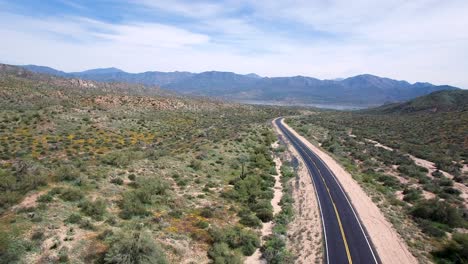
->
[272,118,323,264]
[280,118,417,264]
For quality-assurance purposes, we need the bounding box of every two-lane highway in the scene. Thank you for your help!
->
[275,118,380,264]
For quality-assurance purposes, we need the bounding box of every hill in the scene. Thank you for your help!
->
[20,64,460,107]
[367,90,468,114]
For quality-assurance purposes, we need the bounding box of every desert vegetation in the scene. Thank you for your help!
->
[0,66,297,263]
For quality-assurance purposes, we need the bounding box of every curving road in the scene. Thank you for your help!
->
[275,118,380,264]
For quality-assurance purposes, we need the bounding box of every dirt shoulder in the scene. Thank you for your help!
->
[280,118,417,264]
[272,119,323,264]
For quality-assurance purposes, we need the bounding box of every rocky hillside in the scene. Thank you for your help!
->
[365,90,468,114]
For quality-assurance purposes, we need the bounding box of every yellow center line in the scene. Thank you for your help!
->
[285,127,353,264]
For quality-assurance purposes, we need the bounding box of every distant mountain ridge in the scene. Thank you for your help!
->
[20,64,460,106]
[365,90,468,114]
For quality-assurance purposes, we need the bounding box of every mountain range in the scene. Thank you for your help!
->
[20,65,460,107]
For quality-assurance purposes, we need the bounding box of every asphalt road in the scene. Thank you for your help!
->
[275,118,380,264]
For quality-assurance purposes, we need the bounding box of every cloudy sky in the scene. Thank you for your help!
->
[1,0,467,87]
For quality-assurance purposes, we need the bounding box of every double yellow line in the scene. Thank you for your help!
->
[282,123,353,264]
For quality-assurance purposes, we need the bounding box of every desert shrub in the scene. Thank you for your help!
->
[119,177,171,218]
[56,165,80,182]
[251,200,273,222]
[119,191,148,219]
[101,152,132,168]
[280,165,294,179]
[403,188,422,203]
[416,219,447,238]
[432,170,444,178]
[0,167,47,210]
[80,199,107,220]
[200,206,214,218]
[0,231,27,264]
[210,226,260,256]
[376,174,400,189]
[437,178,454,187]
[31,230,45,241]
[110,177,124,185]
[262,234,294,264]
[411,199,465,228]
[104,230,167,264]
[134,178,169,204]
[37,193,53,203]
[190,160,202,170]
[238,210,262,228]
[255,207,274,223]
[79,219,95,230]
[432,233,468,263]
[58,247,69,262]
[208,243,243,264]
[128,174,136,181]
[196,220,209,229]
[59,188,84,202]
[65,213,82,224]
[398,164,427,180]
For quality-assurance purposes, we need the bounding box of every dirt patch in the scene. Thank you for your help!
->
[407,154,468,208]
[366,138,394,151]
[273,119,323,264]
[281,119,417,264]
[271,157,284,215]
[11,189,48,211]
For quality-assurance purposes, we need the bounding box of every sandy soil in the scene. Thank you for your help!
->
[364,136,467,208]
[408,154,468,208]
[272,119,323,264]
[11,189,48,211]
[272,157,284,215]
[280,118,417,264]
[366,138,394,151]
[244,144,284,264]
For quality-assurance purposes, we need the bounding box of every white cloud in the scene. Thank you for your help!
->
[0,1,467,88]
[138,0,225,19]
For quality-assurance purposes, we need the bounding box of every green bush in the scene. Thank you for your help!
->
[59,188,84,202]
[200,206,214,218]
[403,188,422,203]
[432,233,468,263]
[416,219,447,238]
[66,213,82,224]
[262,234,294,264]
[207,243,243,264]
[238,210,262,228]
[411,199,465,228]
[110,177,124,185]
[37,193,53,203]
[119,191,148,219]
[190,160,202,170]
[0,231,27,264]
[210,226,260,256]
[101,152,132,168]
[128,174,136,181]
[80,199,107,220]
[56,165,80,182]
[104,230,167,264]
[255,207,274,223]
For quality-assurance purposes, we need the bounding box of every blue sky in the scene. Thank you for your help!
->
[1,0,467,87]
